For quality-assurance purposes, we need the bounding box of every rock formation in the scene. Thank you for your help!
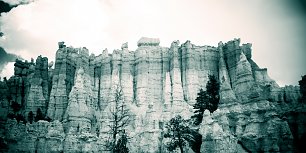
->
[200,110,238,153]
[0,38,305,153]
[25,56,49,115]
[63,67,97,153]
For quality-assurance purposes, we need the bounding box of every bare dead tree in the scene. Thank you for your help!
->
[106,84,130,152]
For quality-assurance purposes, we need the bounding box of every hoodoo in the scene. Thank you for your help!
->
[0,37,304,153]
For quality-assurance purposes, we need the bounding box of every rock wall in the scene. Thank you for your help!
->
[2,120,65,153]
[0,57,52,118]
[25,56,49,115]
[0,37,305,153]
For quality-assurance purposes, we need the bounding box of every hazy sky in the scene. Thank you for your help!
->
[0,0,305,86]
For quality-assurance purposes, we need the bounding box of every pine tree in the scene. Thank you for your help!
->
[28,111,34,124]
[299,75,306,103]
[35,108,44,122]
[189,130,202,153]
[164,115,194,153]
[114,130,129,153]
[16,114,26,124]
[191,89,208,125]
[206,75,220,113]
[191,75,220,125]
[11,101,21,113]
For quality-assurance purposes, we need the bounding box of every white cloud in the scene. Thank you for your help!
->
[1,0,110,60]
[0,62,15,80]
[2,0,35,6]
[0,0,305,85]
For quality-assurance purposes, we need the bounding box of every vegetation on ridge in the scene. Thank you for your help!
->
[299,75,306,103]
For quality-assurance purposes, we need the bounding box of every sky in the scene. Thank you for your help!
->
[0,0,305,86]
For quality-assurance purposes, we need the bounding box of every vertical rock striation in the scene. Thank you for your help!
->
[218,42,237,104]
[26,56,49,115]
[0,37,304,153]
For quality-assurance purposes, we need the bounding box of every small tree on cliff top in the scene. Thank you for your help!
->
[164,115,194,153]
[299,75,306,103]
[192,75,220,125]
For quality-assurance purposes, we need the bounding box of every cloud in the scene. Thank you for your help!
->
[0,46,22,75]
[0,0,305,85]
[0,62,15,80]
[0,0,36,15]
[0,0,109,60]
[0,1,16,15]
[1,0,35,6]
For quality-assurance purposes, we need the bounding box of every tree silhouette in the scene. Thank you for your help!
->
[188,130,202,153]
[114,130,129,153]
[7,113,15,119]
[35,108,44,122]
[0,137,8,152]
[206,75,220,112]
[191,89,208,125]
[299,75,306,103]
[164,115,194,153]
[16,114,26,124]
[28,111,34,124]
[11,101,21,113]
[191,75,220,125]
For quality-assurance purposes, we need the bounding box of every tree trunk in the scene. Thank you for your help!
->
[179,144,184,153]
[177,126,184,153]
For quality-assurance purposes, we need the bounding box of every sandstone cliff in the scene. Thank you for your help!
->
[0,37,305,153]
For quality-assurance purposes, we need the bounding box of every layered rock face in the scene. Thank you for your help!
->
[26,56,49,115]
[0,57,52,118]
[63,67,97,153]
[2,120,65,153]
[0,37,305,153]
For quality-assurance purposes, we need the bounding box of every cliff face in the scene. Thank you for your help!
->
[0,37,305,153]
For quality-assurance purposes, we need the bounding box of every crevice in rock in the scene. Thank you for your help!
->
[132,62,137,104]
[179,47,187,102]
[237,140,252,153]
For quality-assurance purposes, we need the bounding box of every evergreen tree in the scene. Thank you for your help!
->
[11,101,21,113]
[28,111,34,124]
[35,108,44,122]
[164,115,194,153]
[191,89,208,125]
[114,130,129,153]
[16,114,26,124]
[188,130,202,153]
[206,75,220,112]
[299,75,306,103]
[7,113,16,119]
[191,75,220,125]
[0,137,8,152]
